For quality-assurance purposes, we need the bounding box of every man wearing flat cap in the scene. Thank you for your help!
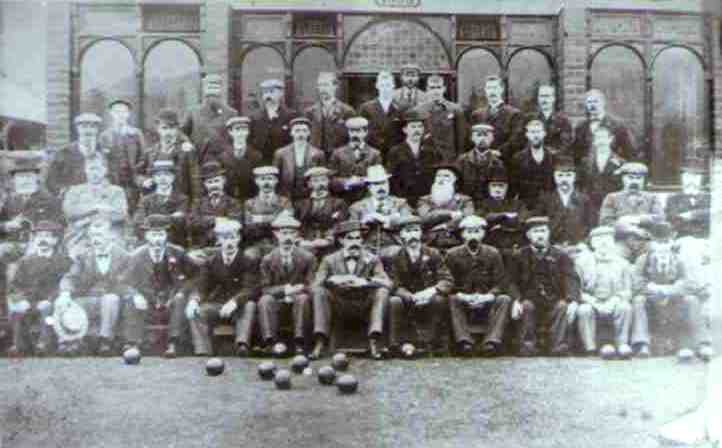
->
[295,166,349,257]
[387,215,453,356]
[120,214,199,357]
[305,72,356,158]
[393,64,428,112]
[358,71,404,156]
[445,215,513,356]
[311,219,393,359]
[412,75,467,162]
[250,79,298,165]
[185,218,258,357]
[349,165,413,255]
[507,216,580,356]
[6,220,72,357]
[136,108,201,205]
[456,122,504,202]
[416,163,475,252]
[181,73,238,160]
[386,109,445,208]
[614,221,651,265]
[666,158,710,240]
[257,215,317,357]
[273,117,326,201]
[598,162,664,227]
[243,166,294,262]
[328,116,384,204]
[510,119,559,208]
[190,161,243,248]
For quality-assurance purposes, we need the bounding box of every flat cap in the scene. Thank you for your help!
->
[214,218,242,234]
[9,156,43,175]
[74,113,102,125]
[226,116,251,129]
[260,79,284,89]
[649,221,674,240]
[553,156,576,172]
[141,214,172,230]
[345,116,369,129]
[365,165,392,183]
[253,166,280,177]
[400,63,422,73]
[32,220,63,233]
[470,123,494,132]
[108,98,133,109]
[271,214,301,230]
[399,215,422,228]
[289,117,312,129]
[155,108,180,126]
[616,162,648,176]
[203,73,223,83]
[459,215,488,229]
[589,225,615,239]
[304,166,334,179]
[200,161,226,180]
[524,216,550,230]
[150,160,176,174]
[402,109,429,123]
[335,220,365,237]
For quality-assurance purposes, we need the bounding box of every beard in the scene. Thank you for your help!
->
[466,239,481,251]
[431,182,455,206]
[557,181,572,193]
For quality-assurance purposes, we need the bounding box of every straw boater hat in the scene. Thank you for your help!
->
[260,79,284,90]
[304,166,334,180]
[214,218,242,235]
[141,214,172,231]
[253,166,280,177]
[364,165,392,183]
[107,98,134,109]
[615,162,648,176]
[51,301,89,343]
[150,160,176,175]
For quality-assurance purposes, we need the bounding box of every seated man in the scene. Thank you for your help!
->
[575,226,635,359]
[57,216,129,355]
[311,220,393,360]
[614,221,651,264]
[121,214,199,357]
[133,160,190,247]
[599,162,664,227]
[6,221,73,356]
[185,219,257,357]
[508,217,580,356]
[416,163,474,252]
[189,161,243,249]
[295,167,349,258]
[257,215,317,357]
[666,158,710,240]
[445,216,512,357]
[388,215,453,356]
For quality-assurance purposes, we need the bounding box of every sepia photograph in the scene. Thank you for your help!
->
[0,0,721,446]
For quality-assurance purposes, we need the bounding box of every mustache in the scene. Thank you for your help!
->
[404,238,421,245]
[350,136,362,143]
[348,244,362,251]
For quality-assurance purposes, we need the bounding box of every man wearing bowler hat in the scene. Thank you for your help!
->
[305,72,356,158]
[185,218,258,357]
[328,116,384,204]
[311,219,393,359]
[508,216,580,356]
[189,161,243,248]
[250,79,298,165]
[393,64,428,112]
[257,215,317,357]
[6,220,72,357]
[273,117,326,201]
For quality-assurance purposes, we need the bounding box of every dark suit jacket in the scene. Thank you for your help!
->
[9,252,73,304]
[46,142,104,197]
[358,98,403,155]
[313,249,392,291]
[666,192,711,238]
[272,144,326,200]
[196,249,259,304]
[0,190,63,241]
[470,104,525,162]
[295,195,349,241]
[60,246,131,297]
[509,147,558,206]
[328,144,383,203]
[445,244,506,295]
[99,127,144,193]
[305,100,356,156]
[416,193,474,248]
[122,244,198,303]
[508,245,580,304]
[456,149,505,201]
[136,141,201,204]
[206,143,264,201]
[386,141,445,206]
[523,110,573,155]
[242,195,294,243]
[578,152,626,225]
[413,100,468,161]
[250,106,298,165]
[260,247,317,297]
[572,115,637,162]
[133,192,190,246]
[388,246,453,298]
[190,194,243,247]
[181,101,238,154]
[476,197,529,252]
[535,190,593,245]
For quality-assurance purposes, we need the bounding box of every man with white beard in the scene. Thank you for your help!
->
[416,164,474,251]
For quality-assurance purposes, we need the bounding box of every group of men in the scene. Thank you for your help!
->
[0,66,713,362]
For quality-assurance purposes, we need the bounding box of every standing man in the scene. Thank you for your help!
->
[181,73,238,160]
[572,89,636,163]
[250,79,297,165]
[273,117,326,201]
[598,162,664,227]
[413,75,467,162]
[189,161,243,248]
[578,126,626,226]
[456,122,504,202]
[208,116,264,201]
[305,72,356,158]
[510,119,558,208]
[311,220,393,360]
[359,70,403,156]
[508,217,580,356]
[445,216,513,357]
[328,116,384,204]
[393,64,428,112]
[257,215,317,356]
[524,84,573,155]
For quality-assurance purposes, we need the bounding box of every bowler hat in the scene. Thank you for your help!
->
[51,301,89,343]
[260,79,284,90]
[402,109,429,124]
[200,161,226,180]
[400,63,422,74]
[304,166,334,179]
[345,116,369,129]
[335,220,365,237]
[108,98,133,109]
[271,214,301,230]
[155,108,180,126]
[486,163,508,183]
[253,166,280,177]
[433,162,462,183]
[289,117,312,129]
[141,214,172,230]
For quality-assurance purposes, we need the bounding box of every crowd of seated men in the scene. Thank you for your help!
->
[0,69,713,362]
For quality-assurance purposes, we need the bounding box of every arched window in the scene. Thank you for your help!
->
[240,46,285,115]
[590,45,645,151]
[456,48,501,113]
[80,40,136,122]
[143,40,201,132]
[652,47,708,183]
[508,49,553,113]
[293,46,336,112]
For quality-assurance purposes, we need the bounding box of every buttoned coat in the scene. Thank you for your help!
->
[386,141,445,206]
[195,249,259,305]
[349,195,413,250]
[328,144,383,203]
[121,244,198,303]
[388,246,453,298]
[507,246,581,305]
[509,147,558,206]
[8,252,73,305]
[312,249,392,292]
[181,101,238,154]
[572,114,637,162]
[60,246,131,297]
[133,191,191,246]
[535,190,594,245]
[136,140,201,204]
[358,98,404,155]
[46,142,108,197]
[578,152,626,225]
[456,149,504,201]
[205,142,264,201]
[190,193,243,247]
[416,193,474,249]
[260,247,317,298]
[250,106,298,164]
[470,104,525,162]
[272,143,326,200]
[445,244,507,295]
[295,195,349,241]
[413,100,468,161]
[305,100,356,156]
[392,87,428,112]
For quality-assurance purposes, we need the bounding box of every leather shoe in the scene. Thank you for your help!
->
[636,343,651,358]
[309,339,326,360]
[518,344,538,357]
[236,343,249,358]
[458,341,474,357]
[163,343,177,359]
[368,339,383,360]
[481,342,499,357]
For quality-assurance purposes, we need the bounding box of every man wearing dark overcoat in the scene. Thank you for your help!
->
[305,72,356,158]
[358,71,403,157]
[456,122,504,202]
[412,75,467,162]
[523,84,573,155]
[392,64,428,112]
[273,117,326,201]
[666,159,711,239]
[510,119,558,208]
[249,79,298,165]
[190,161,243,248]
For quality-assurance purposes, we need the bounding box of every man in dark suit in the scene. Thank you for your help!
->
[296,167,349,257]
[456,123,504,202]
[470,75,525,164]
[257,215,317,356]
[572,89,637,163]
[311,220,393,359]
[392,64,428,112]
[120,214,199,357]
[189,161,243,248]
[386,109,445,208]
[445,216,513,357]
[328,116,384,204]
[358,71,403,157]
[6,221,72,357]
[412,75,467,162]
[181,73,238,160]
[666,159,710,239]
[273,117,326,201]
[508,217,580,356]
[388,215,453,356]
[249,79,297,165]
[510,119,558,208]
[523,84,573,155]
[305,72,356,158]
[185,219,257,356]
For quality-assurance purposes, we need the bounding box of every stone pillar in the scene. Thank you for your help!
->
[558,0,588,126]
[709,15,722,319]
[46,1,73,148]
[201,1,231,104]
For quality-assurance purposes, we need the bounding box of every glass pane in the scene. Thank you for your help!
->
[293,47,337,112]
[590,46,644,151]
[240,46,285,115]
[81,40,136,123]
[456,48,501,112]
[508,49,552,113]
[143,40,201,132]
[653,47,708,184]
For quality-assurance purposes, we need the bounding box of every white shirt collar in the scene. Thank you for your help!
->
[379,97,393,112]
[531,147,545,163]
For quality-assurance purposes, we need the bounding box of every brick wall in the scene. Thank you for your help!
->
[46,2,72,149]
[201,2,231,104]
[558,2,588,127]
